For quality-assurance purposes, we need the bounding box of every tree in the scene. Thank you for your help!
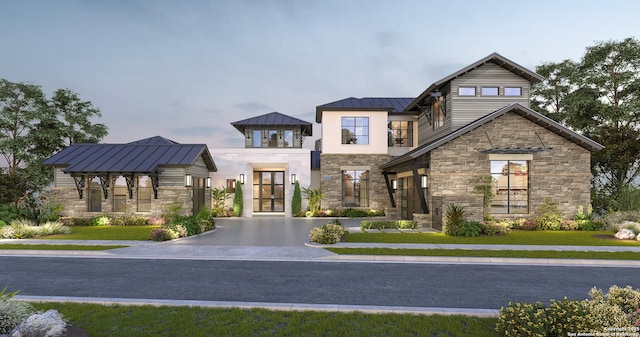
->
[291,180,302,215]
[233,180,243,217]
[0,79,108,196]
[531,38,640,211]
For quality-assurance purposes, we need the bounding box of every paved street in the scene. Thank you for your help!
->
[2,256,639,310]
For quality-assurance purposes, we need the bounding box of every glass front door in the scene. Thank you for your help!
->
[253,171,284,212]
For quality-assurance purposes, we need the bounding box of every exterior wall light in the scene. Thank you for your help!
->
[239,174,245,184]
[185,174,193,187]
[421,175,428,189]
[291,173,296,184]
[392,179,397,191]
[206,177,211,188]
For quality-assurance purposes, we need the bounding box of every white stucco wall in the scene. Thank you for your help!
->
[209,148,311,217]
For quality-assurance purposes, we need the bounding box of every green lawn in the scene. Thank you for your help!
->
[326,248,640,260]
[31,302,498,337]
[345,230,640,246]
[43,226,160,241]
[0,244,126,250]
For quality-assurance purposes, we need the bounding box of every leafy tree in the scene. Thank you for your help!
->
[531,38,640,211]
[0,79,108,195]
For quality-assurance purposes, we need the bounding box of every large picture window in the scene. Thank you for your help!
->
[388,121,413,147]
[138,176,152,212]
[342,169,369,207]
[341,117,369,144]
[113,176,127,212]
[491,160,528,214]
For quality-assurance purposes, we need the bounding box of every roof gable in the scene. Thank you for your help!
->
[405,52,544,111]
[42,138,217,174]
[381,102,603,169]
[315,97,414,123]
[231,111,313,136]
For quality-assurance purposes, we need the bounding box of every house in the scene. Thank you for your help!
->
[42,136,217,218]
[316,53,603,228]
[209,111,314,216]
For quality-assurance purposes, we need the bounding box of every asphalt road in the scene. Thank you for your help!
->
[2,256,639,309]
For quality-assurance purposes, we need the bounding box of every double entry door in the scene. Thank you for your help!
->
[253,171,284,212]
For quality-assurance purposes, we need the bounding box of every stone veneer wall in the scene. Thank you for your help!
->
[51,187,198,218]
[429,112,593,220]
[320,153,391,211]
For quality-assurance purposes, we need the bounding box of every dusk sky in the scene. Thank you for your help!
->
[2,0,639,149]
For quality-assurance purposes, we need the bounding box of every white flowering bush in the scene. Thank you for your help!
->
[495,301,547,337]
[0,220,70,239]
[10,310,66,337]
[0,287,35,335]
[309,221,345,244]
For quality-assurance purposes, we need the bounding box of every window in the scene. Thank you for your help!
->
[458,87,476,96]
[505,87,522,96]
[268,130,278,147]
[342,169,369,207]
[284,130,294,147]
[252,130,261,147]
[491,160,528,214]
[88,176,101,212]
[433,99,444,129]
[388,121,413,147]
[138,176,152,212]
[341,117,369,144]
[113,176,127,212]
[481,87,499,96]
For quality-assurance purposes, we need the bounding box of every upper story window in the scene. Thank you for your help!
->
[341,117,369,145]
[252,130,262,147]
[433,98,444,129]
[388,121,413,147]
[268,130,278,147]
[481,87,499,96]
[505,87,522,96]
[458,87,476,96]
[284,130,294,147]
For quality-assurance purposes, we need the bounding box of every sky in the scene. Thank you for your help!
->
[1,0,640,150]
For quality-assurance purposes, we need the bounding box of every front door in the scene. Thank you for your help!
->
[253,171,285,212]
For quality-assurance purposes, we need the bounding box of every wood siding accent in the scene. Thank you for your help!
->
[419,85,453,146]
[55,169,76,188]
[160,167,187,187]
[185,155,210,177]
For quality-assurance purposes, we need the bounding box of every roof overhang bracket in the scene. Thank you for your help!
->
[417,103,432,125]
[150,173,160,199]
[99,174,111,199]
[124,174,135,199]
[430,92,447,117]
[72,175,85,199]
[381,172,396,208]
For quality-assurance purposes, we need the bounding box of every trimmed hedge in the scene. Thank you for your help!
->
[360,220,418,230]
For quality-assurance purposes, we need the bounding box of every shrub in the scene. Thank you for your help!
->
[480,220,511,236]
[38,221,71,236]
[149,228,176,241]
[301,186,323,214]
[535,198,562,230]
[577,219,607,231]
[0,204,32,225]
[110,216,149,226]
[604,211,640,229]
[0,286,36,334]
[168,216,202,236]
[195,207,216,231]
[545,298,593,335]
[292,181,302,215]
[496,301,547,337]
[360,220,417,230]
[560,219,579,231]
[457,221,482,237]
[7,224,37,239]
[90,215,111,226]
[0,220,6,228]
[233,181,243,217]
[149,217,167,226]
[309,221,345,244]
[519,219,539,231]
[60,217,90,226]
[444,203,465,236]
[344,208,370,218]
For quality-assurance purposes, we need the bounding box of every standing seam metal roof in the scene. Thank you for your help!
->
[231,111,313,136]
[315,97,415,123]
[42,140,217,173]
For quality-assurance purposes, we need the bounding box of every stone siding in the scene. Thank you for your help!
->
[51,187,200,218]
[429,112,593,220]
[320,153,391,211]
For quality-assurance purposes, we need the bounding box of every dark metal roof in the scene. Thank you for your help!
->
[127,136,179,145]
[231,111,312,136]
[42,139,217,174]
[315,97,414,123]
[381,102,604,170]
[405,53,545,112]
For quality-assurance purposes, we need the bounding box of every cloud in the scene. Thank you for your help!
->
[374,31,402,49]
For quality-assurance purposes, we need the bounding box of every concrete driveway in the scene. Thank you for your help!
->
[167,217,359,247]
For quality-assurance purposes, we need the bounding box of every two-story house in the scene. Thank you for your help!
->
[209,111,314,216]
[317,53,603,229]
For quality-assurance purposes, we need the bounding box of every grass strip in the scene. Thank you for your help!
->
[31,302,499,337]
[325,247,640,260]
[345,230,640,246]
[42,226,160,241]
[0,244,126,251]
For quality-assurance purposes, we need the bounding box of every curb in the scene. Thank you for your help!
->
[15,295,499,317]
